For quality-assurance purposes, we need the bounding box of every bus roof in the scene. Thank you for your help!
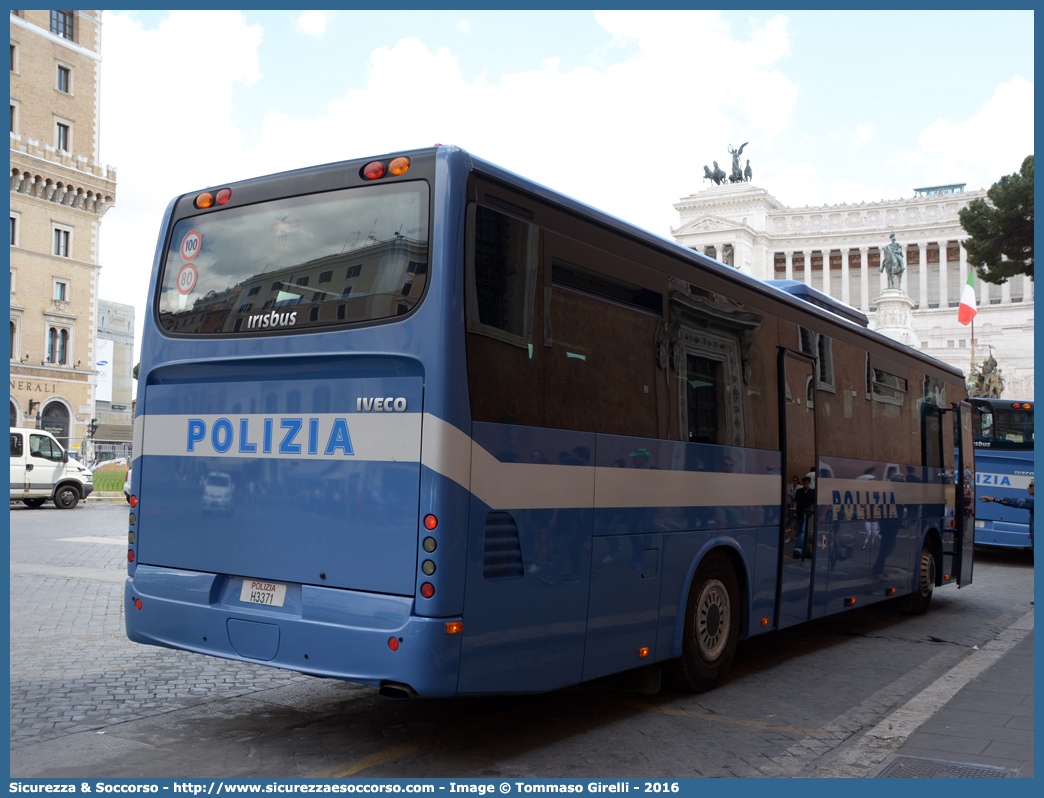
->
[461,147,967,384]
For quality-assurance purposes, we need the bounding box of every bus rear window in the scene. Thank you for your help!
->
[974,406,1034,448]
[157,182,428,335]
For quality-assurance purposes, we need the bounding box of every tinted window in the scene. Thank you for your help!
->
[10,433,22,458]
[545,282,661,437]
[673,286,774,448]
[158,182,428,334]
[974,405,1033,448]
[464,204,542,426]
[685,355,720,443]
[467,205,537,340]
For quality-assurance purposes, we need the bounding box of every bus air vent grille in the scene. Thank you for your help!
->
[483,511,524,581]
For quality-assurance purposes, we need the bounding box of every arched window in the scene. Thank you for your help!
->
[9,321,15,359]
[57,329,68,364]
[46,327,57,362]
[10,399,17,428]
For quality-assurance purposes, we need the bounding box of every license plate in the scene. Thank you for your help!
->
[975,520,985,529]
[240,579,287,607]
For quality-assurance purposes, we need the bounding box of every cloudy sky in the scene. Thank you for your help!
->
[95,9,1034,360]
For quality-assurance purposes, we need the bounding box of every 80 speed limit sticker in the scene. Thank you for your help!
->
[180,229,202,261]
[176,262,198,295]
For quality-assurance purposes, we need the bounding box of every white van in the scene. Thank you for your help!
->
[10,427,94,509]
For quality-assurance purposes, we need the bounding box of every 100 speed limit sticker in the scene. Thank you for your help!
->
[180,229,202,260]
[177,230,202,295]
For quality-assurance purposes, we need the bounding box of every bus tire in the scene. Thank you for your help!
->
[909,542,935,615]
[665,551,740,692]
[54,485,80,510]
[22,498,46,509]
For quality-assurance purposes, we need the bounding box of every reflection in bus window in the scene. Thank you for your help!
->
[669,286,765,447]
[158,182,429,334]
[685,355,720,444]
[464,203,542,427]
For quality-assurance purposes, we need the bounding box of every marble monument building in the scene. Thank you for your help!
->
[672,180,1033,398]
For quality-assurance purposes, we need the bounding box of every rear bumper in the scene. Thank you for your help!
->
[974,520,1032,549]
[124,565,462,696]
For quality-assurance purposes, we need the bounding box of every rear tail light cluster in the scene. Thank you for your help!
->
[1012,402,1032,409]
[194,188,232,209]
[361,156,411,181]
[419,513,437,598]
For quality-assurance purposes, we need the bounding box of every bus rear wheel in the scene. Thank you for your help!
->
[909,543,935,615]
[665,551,740,692]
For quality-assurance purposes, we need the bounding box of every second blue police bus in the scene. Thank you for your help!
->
[125,146,977,696]
[971,398,1034,549]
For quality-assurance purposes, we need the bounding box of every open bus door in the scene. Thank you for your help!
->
[954,401,975,586]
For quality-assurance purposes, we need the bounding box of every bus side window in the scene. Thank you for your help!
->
[816,338,871,461]
[921,403,945,470]
[464,203,542,426]
[544,264,662,438]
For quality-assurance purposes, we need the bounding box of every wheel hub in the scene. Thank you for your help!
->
[920,551,935,596]
[696,579,729,661]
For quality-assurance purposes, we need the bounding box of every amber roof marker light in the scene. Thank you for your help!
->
[194,192,215,209]
[389,156,411,176]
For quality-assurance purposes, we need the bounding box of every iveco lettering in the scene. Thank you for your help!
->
[126,146,976,697]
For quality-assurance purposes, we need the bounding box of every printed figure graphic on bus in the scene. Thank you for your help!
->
[792,476,815,560]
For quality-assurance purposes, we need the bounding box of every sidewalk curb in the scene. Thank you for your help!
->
[812,606,1034,777]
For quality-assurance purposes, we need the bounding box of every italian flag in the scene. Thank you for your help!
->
[958,269,977,325]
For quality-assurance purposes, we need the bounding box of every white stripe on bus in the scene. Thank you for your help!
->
[142,412,965,511]
[140,413,421,462]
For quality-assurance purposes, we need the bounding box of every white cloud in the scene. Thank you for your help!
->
[853,124,874,145]
[456,19,472,35]
[97,11,800,359]
[98,11,263,356]
[294,11,332,38]
[253,11,797,236]
[905,76,1034,191]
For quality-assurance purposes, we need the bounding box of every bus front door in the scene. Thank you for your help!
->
[777,351,818,629]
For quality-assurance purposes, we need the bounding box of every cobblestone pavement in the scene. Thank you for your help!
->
[9,503,1034,777]
[10,503,310,750]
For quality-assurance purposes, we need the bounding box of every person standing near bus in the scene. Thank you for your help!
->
[980,479,1034,549]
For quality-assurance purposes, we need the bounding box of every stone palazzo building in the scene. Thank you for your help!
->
[10,10,118,452]
[672,181,1033,398]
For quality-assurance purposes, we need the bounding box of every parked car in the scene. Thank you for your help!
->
[10,427,94,509]
[124,467,132,503]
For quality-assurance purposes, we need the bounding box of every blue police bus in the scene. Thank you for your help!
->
[971,398,1034,548]
[125,146,977,696]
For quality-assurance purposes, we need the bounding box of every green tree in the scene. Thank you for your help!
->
[958,155,1034,284]
[133,362,139,380]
